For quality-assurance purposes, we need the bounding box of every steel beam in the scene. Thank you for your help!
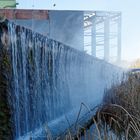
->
[104,16,110,61]
[84,11,122,63]
[91,17,96,56]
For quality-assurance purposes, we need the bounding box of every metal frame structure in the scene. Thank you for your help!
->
[84,11,122,63]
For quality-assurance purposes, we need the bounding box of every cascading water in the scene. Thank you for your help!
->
[8,22,72,139]
[6,21,122,140]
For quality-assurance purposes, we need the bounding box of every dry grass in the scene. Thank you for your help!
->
[103,72,140,116]
[99,72,140,139]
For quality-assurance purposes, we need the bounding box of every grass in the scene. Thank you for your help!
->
[100,72,140,139]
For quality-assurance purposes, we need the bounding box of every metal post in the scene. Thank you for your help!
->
[117,13,122,63]
[91,16,96,57]
[104,16,110,61]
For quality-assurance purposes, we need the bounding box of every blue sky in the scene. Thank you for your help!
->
[17,0,140,61]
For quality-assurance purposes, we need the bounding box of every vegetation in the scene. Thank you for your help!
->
[0,30,12,139]
[101,72,140,139]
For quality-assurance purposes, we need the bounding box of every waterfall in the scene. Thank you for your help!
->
[6,21,122,140]
[8,22,73,139]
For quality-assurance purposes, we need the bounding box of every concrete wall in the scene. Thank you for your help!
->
[13,19,49,36]
[12,10,84,51]
[49,11,84,51]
